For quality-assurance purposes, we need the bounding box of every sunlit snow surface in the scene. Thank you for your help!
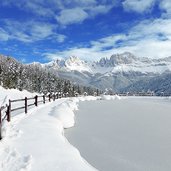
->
[0,86,38,106]
[0,86,98,171]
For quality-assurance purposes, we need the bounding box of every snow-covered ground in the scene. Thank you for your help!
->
[0,86,40,117]
[1,86,171,171]
[66,97,171,171]
[0,86,38,106]
[0,86,99,171]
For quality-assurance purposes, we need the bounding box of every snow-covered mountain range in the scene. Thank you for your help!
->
[41,52,171,94]
[44,52,171,74]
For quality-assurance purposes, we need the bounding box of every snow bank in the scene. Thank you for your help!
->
[100,94,121,100]
[50,101,76,128]
[0,86,39,105]
[0,95,10,107]
[49,96,98,129]
[78,96,100,101]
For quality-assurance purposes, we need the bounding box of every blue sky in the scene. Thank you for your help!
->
[0,0,171,63]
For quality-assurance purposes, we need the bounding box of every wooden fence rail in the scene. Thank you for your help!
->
[0,93,62,140]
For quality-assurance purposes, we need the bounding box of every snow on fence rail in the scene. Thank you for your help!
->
[0,94,63,140]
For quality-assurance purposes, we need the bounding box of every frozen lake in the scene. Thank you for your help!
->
[65,97,171,171]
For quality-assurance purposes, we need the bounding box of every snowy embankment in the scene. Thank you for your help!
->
[0,86,101,171]
[0,86,38,106]
[0,86,40,116]
[100,94,121,100]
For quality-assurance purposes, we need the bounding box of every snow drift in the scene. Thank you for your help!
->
[100,94,121,100]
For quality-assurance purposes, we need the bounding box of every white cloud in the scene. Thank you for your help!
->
[0,28,10,41]
[114,19,171,58]
[30,24,54,39]
[160,0,171,17]
[0,0,56,17]
[130,19,171,37]
[89,4,113,17]
[24,1,55,17]
[115,38,171,58]
[45,37,171,61]
[0,20,67,43]
[44,18,171,60]
[44,47,109,61]
[56,3,115,26]
[5,20,54,42]
[55,34,67,43]
[122,0,156,13]
[56,8,88,25]
[0,0,117,26]
[90,34,127,50]
[62,0,97,8]
[44,34,127,61]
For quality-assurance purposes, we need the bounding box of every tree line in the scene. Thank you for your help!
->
[0,55,102,96]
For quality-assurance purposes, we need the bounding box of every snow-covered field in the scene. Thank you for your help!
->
[66,97,171,171]
[1,86,171,171]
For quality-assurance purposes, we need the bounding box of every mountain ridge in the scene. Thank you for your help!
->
[39,52,171,94]
[44,52,171,74]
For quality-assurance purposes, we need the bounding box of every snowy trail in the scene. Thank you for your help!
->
[0,98,98,171]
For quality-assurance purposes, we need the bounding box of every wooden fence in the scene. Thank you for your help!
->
[0,94,62,140]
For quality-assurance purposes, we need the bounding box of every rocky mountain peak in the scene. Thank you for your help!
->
[110,52,138,66]
[65,56,84,66]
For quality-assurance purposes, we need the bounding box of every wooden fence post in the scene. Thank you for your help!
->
[35,95,38,106]
[0,108,2,140]
[25,97,27,114]
[53,94,55,101]
[43,95,45,104]
[7,100,11,122]
[56,93,58,99]
[48,94,51,102]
